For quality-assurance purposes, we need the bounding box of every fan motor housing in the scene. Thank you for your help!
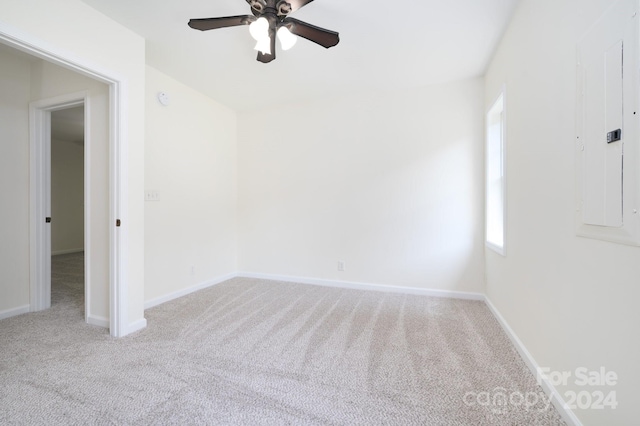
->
[251,0,293,18]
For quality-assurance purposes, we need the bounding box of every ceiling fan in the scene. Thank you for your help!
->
[188,0,339,63]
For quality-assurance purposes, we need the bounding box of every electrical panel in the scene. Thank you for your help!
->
[576,0,640,245]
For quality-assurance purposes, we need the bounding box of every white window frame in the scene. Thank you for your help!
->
[485,87,507,256]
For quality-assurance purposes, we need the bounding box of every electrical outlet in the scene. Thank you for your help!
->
[337,261,345,271]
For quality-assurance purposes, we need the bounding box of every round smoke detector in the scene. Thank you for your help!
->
[157,92,170,106]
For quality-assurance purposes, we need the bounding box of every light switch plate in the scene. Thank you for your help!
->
[145,190,160,201]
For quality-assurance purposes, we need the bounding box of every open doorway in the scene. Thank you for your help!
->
[1,24,130,337]
[50,106,86,317]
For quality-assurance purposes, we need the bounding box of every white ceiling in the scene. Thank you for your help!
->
[81,0,520,111]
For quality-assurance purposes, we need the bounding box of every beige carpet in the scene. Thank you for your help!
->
[0,252,565,425]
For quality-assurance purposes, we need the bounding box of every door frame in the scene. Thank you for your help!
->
[30,94,89,319]
[0,26,129,337]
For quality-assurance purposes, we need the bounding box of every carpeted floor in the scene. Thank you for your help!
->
[0,252,566,425]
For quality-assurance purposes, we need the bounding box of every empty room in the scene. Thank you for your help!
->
[0,0,638,425]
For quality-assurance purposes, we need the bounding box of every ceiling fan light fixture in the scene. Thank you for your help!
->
[188,0,339,63]
[277,26,297,51]
[249,17,269,41]
[254,37,272,55]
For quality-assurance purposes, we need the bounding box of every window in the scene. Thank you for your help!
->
[486,90,506,255]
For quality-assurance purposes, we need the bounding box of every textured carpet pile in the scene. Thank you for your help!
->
[0,253,565,425]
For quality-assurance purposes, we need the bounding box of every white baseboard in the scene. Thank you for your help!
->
[238,272,485,301]
[484,296,582,426]
[144,272,238,310]
[87,315,109,328]
[0,305,30,320]
[142,271,482,313]
[126,318,147,335]
[52,248,84,256]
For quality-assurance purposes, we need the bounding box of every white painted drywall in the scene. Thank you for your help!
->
[1,0,146,331]
[144,66,237,304]
[485,0,640,424]
[51,138,84,255]
[238,78,485,292]
[0,48,31,316]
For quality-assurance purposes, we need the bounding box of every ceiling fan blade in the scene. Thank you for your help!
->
[257,34,277,63]
[188,15,254,31]
[283,18,339,48]
[285,0,315,13]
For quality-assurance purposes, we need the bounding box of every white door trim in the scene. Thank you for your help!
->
[0,24,129,337]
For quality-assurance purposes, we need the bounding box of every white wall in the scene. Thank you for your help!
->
[0,48,31,318]
[238,78,485,293]
[51,138,84,254]
[1,0,146,332]
[144,66,237,306]
[485,0,640,424]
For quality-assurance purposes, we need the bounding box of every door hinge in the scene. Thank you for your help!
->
[45,217,51,223]
[116,219,121,227]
